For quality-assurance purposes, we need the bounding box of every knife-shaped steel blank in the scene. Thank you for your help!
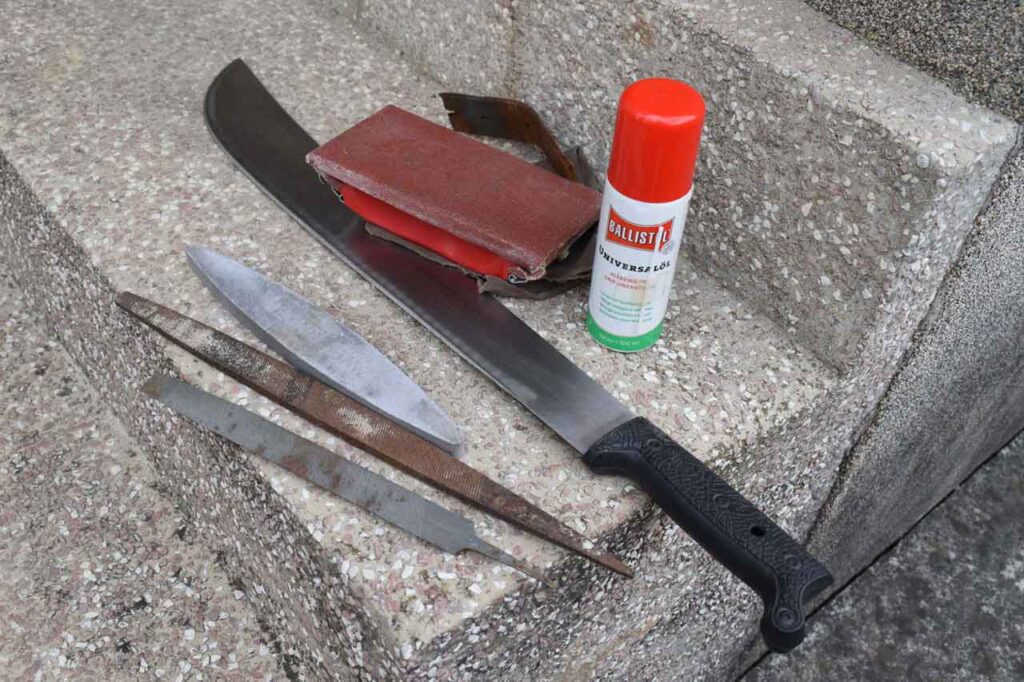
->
[185,244,464,455]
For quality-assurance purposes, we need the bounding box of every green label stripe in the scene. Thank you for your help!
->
[586,315,663,353]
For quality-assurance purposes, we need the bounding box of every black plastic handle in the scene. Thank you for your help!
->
[584,417,832,652]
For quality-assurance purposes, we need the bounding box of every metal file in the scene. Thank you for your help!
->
[142,374,547,583]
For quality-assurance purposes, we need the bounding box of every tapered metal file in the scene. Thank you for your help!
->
[185,244,463,455]
[117,291,632,577]
[142,374,546,582]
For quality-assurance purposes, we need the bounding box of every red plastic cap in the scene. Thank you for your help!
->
[607,78,706,203]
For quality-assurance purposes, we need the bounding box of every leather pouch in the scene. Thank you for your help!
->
[306,97,600,298]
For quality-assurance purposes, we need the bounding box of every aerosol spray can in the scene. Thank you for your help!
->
[586,78,705,352]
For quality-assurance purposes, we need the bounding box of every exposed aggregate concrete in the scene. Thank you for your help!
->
[329,0,1022,679]
[1,0,1020,679]
[750,432,1024,682]
[0,276,285,680]
[358,0,517,94]
[0,0,836,678]
[347,0,1016,370]
[804,0,1024,122]
[811,141,1024,584]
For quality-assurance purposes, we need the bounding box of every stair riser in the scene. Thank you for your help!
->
[805,0,1024,122]
[0,156,402,681]
[342,0,1015,370]
[358,0,515,93]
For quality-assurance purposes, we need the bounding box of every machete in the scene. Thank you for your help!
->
[142,374,548,583]
[117,292,632,577]
[203,58,832,652]
[185,244,463,455]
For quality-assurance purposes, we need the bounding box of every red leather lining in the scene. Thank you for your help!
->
[340,183,516,281]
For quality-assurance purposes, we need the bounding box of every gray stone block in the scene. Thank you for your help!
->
[0,277,286,680]
[359,0,516,93]
[812,142,1024,585]
[316,9,1024,671]
[2,0,1021,678]
[804,0,1024,121]
[0,0,838,678]
[332,0,1017,369]
[0,155,399,679]
[511,0,1014,370]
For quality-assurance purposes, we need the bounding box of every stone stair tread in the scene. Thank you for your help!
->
[0,277,286,679]
[1,0,836,660]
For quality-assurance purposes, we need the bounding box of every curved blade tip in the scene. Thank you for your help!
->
[427,417,465,456]
[184,243,219,268]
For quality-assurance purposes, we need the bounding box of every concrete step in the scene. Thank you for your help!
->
[0,0,836,679]
[803,0,1024,121]
[343,0,1023,674]
[0,1,1018,681]
[350,0,1016,370]
[0,276,285,679]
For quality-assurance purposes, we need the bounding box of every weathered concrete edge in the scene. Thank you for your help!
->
[721,133,1024,676]
[803,0,1024,122]
[300,0,1021,677]
[526,0,1015,371]
[694,0,1007,162]
[556,78,1016,682]
[355,0,516,94]
[336,0,1016,375]
[339,0,1010,162]
[812,138,1024,584]
[0,153,402,680]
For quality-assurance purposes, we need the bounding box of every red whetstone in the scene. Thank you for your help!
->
[306,106,601,279]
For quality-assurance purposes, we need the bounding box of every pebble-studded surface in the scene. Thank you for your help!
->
[749,432,1024,681]
[0,0,839,656]
[804,0,1024,122]
[3,0,1015,678]
[0,276,285,680]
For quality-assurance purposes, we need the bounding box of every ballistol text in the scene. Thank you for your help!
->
[605,207,673,252]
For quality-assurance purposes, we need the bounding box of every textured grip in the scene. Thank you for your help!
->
[584,417,832,652]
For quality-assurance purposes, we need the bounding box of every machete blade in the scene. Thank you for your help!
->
[203,58,633,454]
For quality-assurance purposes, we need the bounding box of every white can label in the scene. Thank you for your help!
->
[586,181,691,352]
